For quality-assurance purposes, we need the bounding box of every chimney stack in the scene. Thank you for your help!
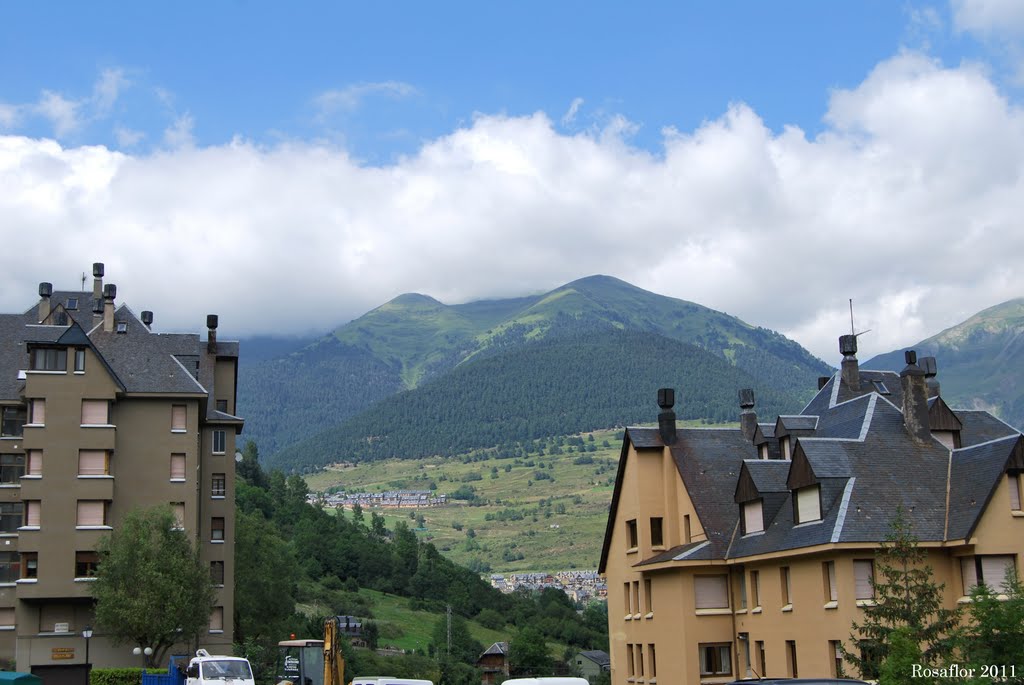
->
[839,334,860,391]
[38,282,52,323]
[207,314,219,353]
[92,298,103,327]
[739,388,757,441]
[102,284,116,333]
[900,350,931,443]
[920,356,940,398]
[92,263,104,302]
[657,388,677,445]
[142,311,154,330]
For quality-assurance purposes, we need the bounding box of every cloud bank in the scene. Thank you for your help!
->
[1,52,1022,365]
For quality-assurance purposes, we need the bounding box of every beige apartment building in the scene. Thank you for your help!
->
[599,335,1024,684]
[0,264,242,678]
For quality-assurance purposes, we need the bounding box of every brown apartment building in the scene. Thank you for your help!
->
[0,264,242,675]
[599,334,1024,684]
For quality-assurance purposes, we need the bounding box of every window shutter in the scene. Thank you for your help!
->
[210,606,224,631]
[961,557,978,594]
[77,501,105,526]
[78,451,107,476]
[695,575,729,609]
[26,501,40,527]
[170,454,186,480]
[172,503,185,528]
[854,560,874,599]
[1010,474,1021,511]
[30,400,44,425]
[743,500,764,533]
[171,405,186,431]
[981,555,1015,593]
[27,450,42,476]
[797,486,821,523]
[81,400,108,425]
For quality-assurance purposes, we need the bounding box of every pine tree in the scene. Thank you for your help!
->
[846,507,961,680]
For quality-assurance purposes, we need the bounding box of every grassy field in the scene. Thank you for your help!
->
[305,423,725,574]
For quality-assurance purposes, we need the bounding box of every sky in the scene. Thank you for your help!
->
[2,1,1024,365]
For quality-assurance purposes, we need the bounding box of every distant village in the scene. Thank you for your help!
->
[313,489,448,509]
[489,570,607,603]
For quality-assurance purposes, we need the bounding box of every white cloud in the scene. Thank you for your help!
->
[35,91,82,137]
[163,113,195,148]
[114,125,145,148]
[1,51,1022,367]
[561,97,584,126]
[952,0,1024,35]
[314,81,418,117]
[91,68,129,116]
[0,104,19,129]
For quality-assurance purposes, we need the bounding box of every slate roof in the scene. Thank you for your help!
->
[578,650,611,668]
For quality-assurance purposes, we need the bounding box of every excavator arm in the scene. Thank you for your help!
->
[323,617,346,685]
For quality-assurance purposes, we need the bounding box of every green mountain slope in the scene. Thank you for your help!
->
[271,326,802,470]
[864,297,1024,428]
[239,275,832,459]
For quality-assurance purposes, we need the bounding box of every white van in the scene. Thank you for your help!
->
[349,679,433,685]
[500,679,589,685]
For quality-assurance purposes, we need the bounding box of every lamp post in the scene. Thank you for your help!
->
[133,646,153,671]
[82,626,92,665]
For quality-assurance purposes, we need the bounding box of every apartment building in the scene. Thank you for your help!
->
[599,334,1023,684]
[0,264,242,677]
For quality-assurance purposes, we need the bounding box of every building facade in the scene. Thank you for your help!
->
[0,264,242,674]
[599,335,1023,684]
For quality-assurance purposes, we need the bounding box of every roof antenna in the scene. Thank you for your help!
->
[81,272,87,290]
[849,299,872,339]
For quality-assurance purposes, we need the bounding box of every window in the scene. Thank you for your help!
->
[209,606,224,633]
[210,561,225,586]
[27,450,42,477]
[78,450,108,477]
[76,500,108,527]
[648,643,656,679]
[694,575,729,610]
[683,514,691,543]
[737,571,747,609]
[21,552,37,579]
[650,516,663,547]
[626,642,635,677]
[1010,473,1022,511]
[625,519,638,550]
[170,453,186,481]
[823,561,838,604]
[795,485,822,523]
[116,321,128,334]
[81,400,109,425]
[0,503,23,532]
[757,641,766,677]
[631,581,640,616]
[25,501,40,528]
[74,349,85,372]
[698,643,732,676]
[29,399,44,426]
[172,502,185,529]
[781,437,792,460]
[858,640,883,680]
[75,551,99,578]
[742,499,764,534]
[751,570,761,608]
[830,640,844,677]
[0,454,25,483]
[216,399,228,413]
[635,644,644,678]
[854,560,875,601]
[644,578,653,615]
[212,430,226,454]
[962,555,1017,594]
[30,348,66,371]
[66,297,79,310]
[787,640,799,677]
[0,552,19,583]
[211,517,225,542]
[623,582,631,615]
[1,406,25,437]
[171,405,186,432]
[781,566,792,607]
[0,608,12,627]
[211,473,226,497]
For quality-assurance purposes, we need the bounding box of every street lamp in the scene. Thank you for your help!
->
[81,626,92,665]
[133,646,153,671]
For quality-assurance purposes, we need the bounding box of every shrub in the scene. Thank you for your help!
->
[91,668,166,685]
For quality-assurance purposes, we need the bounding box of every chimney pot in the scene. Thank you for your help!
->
[103,284,116,300]
[38,283,52,298]
[207,314,219,353]
[839,334,858,357]
[141,311,154,328]
[739,388,757,441]
[37,283,52,323]
[206,314,219,330]
[657,387,674,410]
[92,263,104,278]
[840,335,861,391]
[657,388,677,445]
[904,350,917,366]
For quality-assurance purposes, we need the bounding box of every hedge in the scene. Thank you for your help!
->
[89,668,167,685]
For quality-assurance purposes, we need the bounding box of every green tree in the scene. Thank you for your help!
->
[878,626,925,685]
[234,509,298,643]
[959,568,1024,684]
[92,506,215,668]
[508,626,554,676]
[846,507,961,680]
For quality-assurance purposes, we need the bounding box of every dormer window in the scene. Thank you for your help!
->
[759,444,769,460]
[66,297,78,311]
[781,437,792,460]
[871,380,890,395]
[742,499,764,535]
[795,485,822,524]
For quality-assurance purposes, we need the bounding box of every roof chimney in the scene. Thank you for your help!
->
[920,356,940,398]
[92,297,103,327]
[739,388,757,441]
[839,334,860,391]
[38,282,52,323]
[900,350,931,443]
[92,262,104,301]
[657,388,677,445]
[206,314,219,353]
[141,311,154,330]
[102,284,116,333]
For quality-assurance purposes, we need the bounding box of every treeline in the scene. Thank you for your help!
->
[233,442,608,680]
[271,328,807,470]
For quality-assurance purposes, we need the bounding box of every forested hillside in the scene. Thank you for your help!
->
[272,326,798,470]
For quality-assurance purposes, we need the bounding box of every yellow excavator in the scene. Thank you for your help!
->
[277,617,346,685]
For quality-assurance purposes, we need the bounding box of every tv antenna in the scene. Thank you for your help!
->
[849,299,871,339]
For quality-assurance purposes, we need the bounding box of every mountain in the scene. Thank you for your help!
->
[864,298,1024,428]
[238,275,832,461]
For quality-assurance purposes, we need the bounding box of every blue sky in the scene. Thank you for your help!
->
[2,1,1024,363]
